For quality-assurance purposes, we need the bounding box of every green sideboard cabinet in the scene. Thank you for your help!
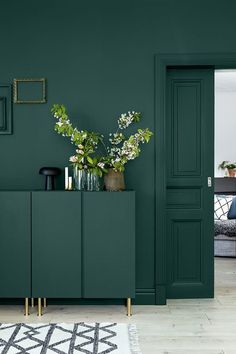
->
[0,192,31,298]
[0,190,135,316]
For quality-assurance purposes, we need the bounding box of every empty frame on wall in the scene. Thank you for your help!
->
[0,84,12,135]
[13,78,46,104]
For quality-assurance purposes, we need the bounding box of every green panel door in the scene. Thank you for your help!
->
[32,191,82,298]
[83,191,135,299]
[166,68,214,298]
[0,192,31,297]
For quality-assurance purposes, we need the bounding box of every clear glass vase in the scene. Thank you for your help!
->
[86,171,100,191]
[73,166,86,190]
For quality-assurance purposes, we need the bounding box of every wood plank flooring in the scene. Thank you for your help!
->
[1,257,236,353]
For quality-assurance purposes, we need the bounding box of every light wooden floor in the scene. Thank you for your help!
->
[1,257,236,354]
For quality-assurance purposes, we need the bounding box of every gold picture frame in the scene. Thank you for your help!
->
[13,78,46,104]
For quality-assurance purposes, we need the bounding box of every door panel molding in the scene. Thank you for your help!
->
[155,53,236,305]
[172,79,201,177]
[167,217,205,296]
[167,187,201,209]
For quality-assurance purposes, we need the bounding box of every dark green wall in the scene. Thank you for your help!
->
[0,0,236,301]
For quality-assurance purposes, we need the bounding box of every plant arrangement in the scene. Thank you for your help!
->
[51,104,153,190]
[218,161,236,177]
[102,111,153,172]
[51,104,106,177]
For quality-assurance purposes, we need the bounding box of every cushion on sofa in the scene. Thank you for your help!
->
[214,195,233,220]
[228,196,236,219]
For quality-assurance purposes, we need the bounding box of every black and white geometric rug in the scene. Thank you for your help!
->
[0,322,141,353]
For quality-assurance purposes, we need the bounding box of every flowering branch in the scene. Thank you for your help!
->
[51,104,106,176]
[103,111,153,172]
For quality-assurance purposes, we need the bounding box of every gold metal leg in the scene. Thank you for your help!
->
[43,298,47,308]
[127,298,132,317]
[31,298,34,307]
[24,298,29,316]
[38,298,42,316]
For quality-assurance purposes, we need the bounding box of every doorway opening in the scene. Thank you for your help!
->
[214,69,236,293]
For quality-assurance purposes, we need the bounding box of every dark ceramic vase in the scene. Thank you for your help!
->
[104,169,125,191]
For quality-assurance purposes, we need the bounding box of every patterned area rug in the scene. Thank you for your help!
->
[0,322,141,354]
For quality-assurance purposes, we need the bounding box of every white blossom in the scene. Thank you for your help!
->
[109,132,124,145]
[97,162,105,169]
[118,111,136,129]
[69,155,77,162]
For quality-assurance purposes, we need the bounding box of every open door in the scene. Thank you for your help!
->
[166,68,214,298]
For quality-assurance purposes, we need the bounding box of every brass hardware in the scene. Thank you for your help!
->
[38,298,42,316]
[24,298,29,316]
[127,298,132,317]
[13,78,47,104]
[43,298,47,308]
[31,298,34,307]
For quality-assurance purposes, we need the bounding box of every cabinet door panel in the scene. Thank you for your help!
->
[32,192,82,298]
[0,192,31,297]
[83,192,135,298]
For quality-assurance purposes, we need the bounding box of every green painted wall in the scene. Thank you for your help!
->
[0,0,235,301]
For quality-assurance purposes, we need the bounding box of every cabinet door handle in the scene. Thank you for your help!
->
[208,177,212,187]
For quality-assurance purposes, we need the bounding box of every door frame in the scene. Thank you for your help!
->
[155,53,236,305]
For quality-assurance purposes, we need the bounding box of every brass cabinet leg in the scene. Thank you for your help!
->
[43,298,47,308]
[127,298,132,317]
[31,298,34,308]
[24,298,29,316]
[38,298,42,316]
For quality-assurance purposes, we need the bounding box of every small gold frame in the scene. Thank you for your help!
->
[13,78,46,104]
